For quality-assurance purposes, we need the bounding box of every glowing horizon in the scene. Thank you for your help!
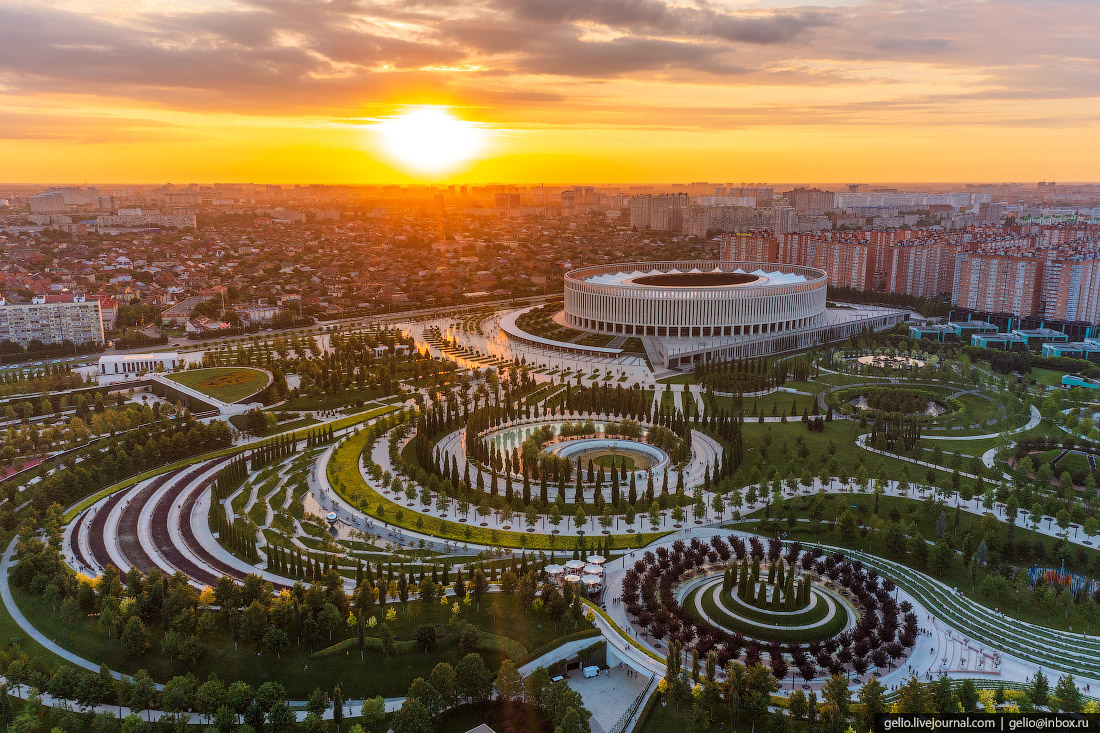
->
[0,0,1097,184]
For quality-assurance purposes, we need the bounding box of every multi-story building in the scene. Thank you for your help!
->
[775,234,873,291]
[650,193,689,231]
[629,195,651,229]
[952,252,1043,317]
[0,294,104,348]
[721,232,778,262]
[28,191,67,214]
[810,239,874,291]
[774,206,795,235]
[785,187,836,213]
[978,202,1004,226]
[681,205,708,239]
[887,240,962,298]
[1041,258,1100,323]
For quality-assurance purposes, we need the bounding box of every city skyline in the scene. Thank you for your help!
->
[1,0,1099,183]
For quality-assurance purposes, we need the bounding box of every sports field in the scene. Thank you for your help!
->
[165,367,270,403]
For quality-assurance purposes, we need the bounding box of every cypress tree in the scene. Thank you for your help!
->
[755,579,768,607]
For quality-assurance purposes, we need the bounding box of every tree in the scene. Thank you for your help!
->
[896,675,932,714]
[392,698,433,733]
[789,689,808,721]
[256,681,287,712]
[416,625,437,653]
[263,627,290,658]
[496,659,523,702]
[121,617,147,657]
[267,702,296,733]
[307,688,329,718]
[821,672,850,733]
[957,679,979,712]
[407,678,442,719]
[930,674,958,714]
[129,670,157,719]
[1053,674,1081,713]
[525,666,552,709]
[689,701,710,733]
[456,653,492,703]
[360,697,386,732]
[1031,669,1050,707]
[837,511,858,546]
[213,705,237,733]
[857,678,887,733]
[160,674,195,714]
[318,602,342,640]
[196,677,228,724]
[333,684,345,733]
[430,662,458,710]
[470,569,490,610]
[0,685,11,732]
[380,623,396,658]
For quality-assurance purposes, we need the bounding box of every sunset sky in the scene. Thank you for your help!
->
[1,0,1098,184]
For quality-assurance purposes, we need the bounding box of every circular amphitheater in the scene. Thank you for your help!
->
[563,261,828,338]
[677,567,856,644]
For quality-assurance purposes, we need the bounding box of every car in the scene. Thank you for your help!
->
[551,675,565,684]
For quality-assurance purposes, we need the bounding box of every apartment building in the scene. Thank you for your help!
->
[0,294,105,348]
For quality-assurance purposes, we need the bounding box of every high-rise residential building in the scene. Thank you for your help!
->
[681,205,708,238]
[775,234,873,291]
[650,193,689,231]
[978,201,1004,225]
[629,195,651,229]
[888,240,961,298]
[493,193,521,209]
[952,252,1043,317]
[721,232,778,262]
[774,206,795,235]
[1041,258,1100,323]
[29,191,67,214]
[0,294,104,349]
[785,187,836,213]
[811,240,874,291]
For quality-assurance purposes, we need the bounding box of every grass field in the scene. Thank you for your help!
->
[165,367,270,403]
[333,428,671,550]
[1031,367,1071,387]
[685,582,848,643]
[658,374,696,385]
[9,586,582,698]
[736,492,1100,631]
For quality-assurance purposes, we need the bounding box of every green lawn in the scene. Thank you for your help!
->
[283,387,388,411]
[1031,367,1071,387]
[638,696,761,733]
[10,587,585,698]
[437,701,552,733]
[740,392,818,418]
[733,419,938,488]
[658,374,696,385]
[683,581,845,643]
[955,392,1001,425]
[165,367,271,403]
[737,492,1100,632]
[334,427,671,550]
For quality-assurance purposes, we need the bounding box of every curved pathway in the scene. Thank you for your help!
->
[685,575,852,634]
[921,404,1041,441]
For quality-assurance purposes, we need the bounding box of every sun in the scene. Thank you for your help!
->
[372,106,488,177]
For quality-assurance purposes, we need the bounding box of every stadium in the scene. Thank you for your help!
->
[563,260,828,338]
[496,260,907,372]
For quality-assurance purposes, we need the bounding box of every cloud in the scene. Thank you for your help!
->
[502,0,836,45]
[0,0,1097,136]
